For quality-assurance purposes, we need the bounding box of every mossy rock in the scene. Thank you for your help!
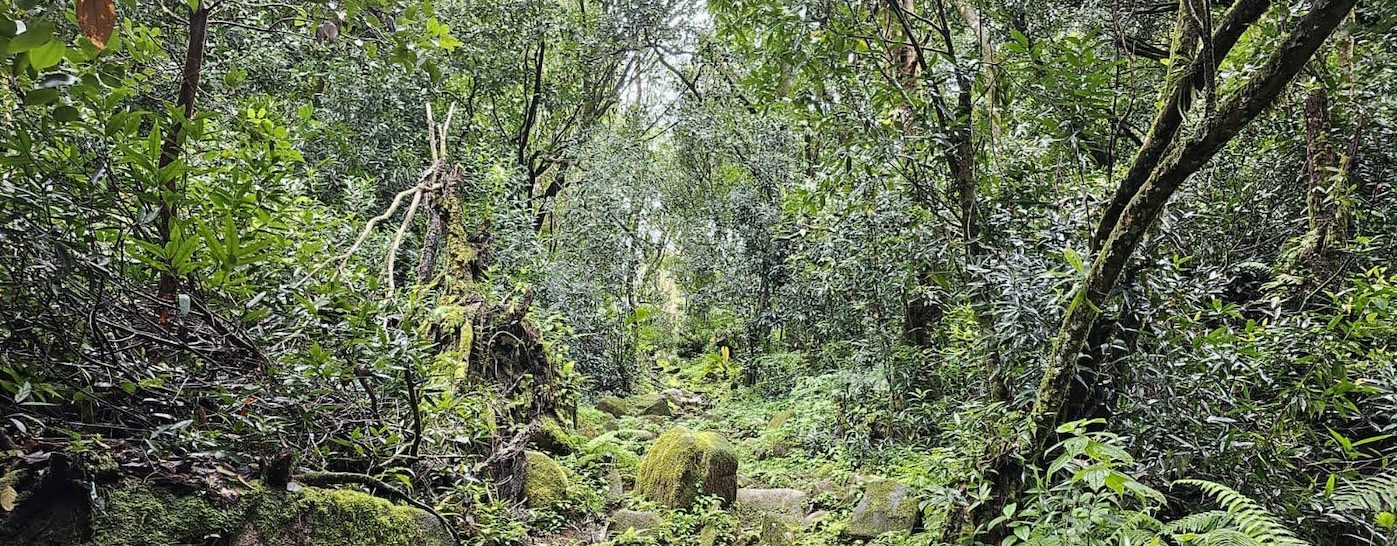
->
[229,487,453,546]
[576,406,619,437]
[523,450,570,507]
[842,479,919,540]
[636,427,738,509]
[1,477,453,546]
[531,417,578,455]
[595,394,672,418]
[631,393,672,417]
[596,396,631,418]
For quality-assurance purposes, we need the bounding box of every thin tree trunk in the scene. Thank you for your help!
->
[155,2,211,306]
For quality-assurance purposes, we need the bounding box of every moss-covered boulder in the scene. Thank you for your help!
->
[523,450,570,507]
[596,396,631,418]
[842,479,920,540]
[0,477,453,546]
[531,417,578,455]
[636,427,738,508]
[228,487,453,546]
[595,394,672,418]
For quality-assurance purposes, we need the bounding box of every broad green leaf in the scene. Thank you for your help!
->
[28,39,66,69]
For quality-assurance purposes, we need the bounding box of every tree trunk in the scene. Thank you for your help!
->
[969,0,1357,540]
[1030,0,1357,454]
[154,2,210,307]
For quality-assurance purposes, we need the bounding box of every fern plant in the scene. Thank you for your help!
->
[1327,472,1397,543]
[998,421,1314,546]
[1332,472,1397,514]
[1164,480,1310,546]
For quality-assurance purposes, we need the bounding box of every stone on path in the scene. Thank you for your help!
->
[609,509,662,536]
[736,488,807,524]
[842,479,920,540]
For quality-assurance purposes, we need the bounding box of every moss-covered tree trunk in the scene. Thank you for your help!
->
[1032,0,1355,453]
[972,0,1358,539]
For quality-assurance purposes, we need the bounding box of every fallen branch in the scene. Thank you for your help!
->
[294,103,458,293]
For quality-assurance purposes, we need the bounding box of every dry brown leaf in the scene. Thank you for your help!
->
[76,0,116,50]
[0,485,17,512]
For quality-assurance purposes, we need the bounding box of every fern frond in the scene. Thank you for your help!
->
[1332,472,1397,513]
[1183,528,1266,546]
[1108,509,1167,545]
[1168,510,1235,533]
[1173,479,1310,546]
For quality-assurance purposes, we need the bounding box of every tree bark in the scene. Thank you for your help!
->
[1090,0,1271,251]
[155,2,211,306]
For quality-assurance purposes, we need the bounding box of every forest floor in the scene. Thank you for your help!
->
[531,358,965,546]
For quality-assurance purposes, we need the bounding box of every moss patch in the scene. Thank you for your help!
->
[635,427,738,509]
[83,479,451,546]
[523,451,571,507]
[533,417,579,455]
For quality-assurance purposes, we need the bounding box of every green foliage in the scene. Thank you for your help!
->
[1333,472,1397,514]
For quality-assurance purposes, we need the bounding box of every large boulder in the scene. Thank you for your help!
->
[842,479,920,540]
[523,450,570,507]
[736,488,807,524]
[636,427,738,508]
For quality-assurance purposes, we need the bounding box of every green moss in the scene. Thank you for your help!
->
[90,481,243,546]
[523,450,571,507]
[597,396,632,417]
[577,406,619,437]
[635,427,738,509]
[533,417,579,455]
[86,480,450,546]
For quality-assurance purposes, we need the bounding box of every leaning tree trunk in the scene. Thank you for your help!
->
[973,0,1357,539]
